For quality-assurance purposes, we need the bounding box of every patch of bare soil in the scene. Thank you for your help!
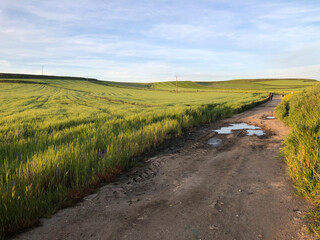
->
[14,96,315,240]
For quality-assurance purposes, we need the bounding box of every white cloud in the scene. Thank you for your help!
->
[0,0,320,81]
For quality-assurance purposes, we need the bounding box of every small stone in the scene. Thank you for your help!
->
[258,234,263,238]
[114,191,126,198]
[129,169,138,174]
[134,177,142,182]
[137,214,146,220]
[141,173,149,178]
[146,157,157,163]
[209,225,219,230]
[145,170,154,175]
[131,198,140,202]
[236,214,239,217]
[210,201,218,208]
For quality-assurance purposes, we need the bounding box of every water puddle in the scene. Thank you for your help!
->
[214,123,260,134]
[213,123,265,136]
[207,137,222,147]
[266,116,276,119]
[246,129,265,136]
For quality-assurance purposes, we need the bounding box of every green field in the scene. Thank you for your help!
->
[107,78,317,93]
[0,75,317,237]
[196,78,317,91]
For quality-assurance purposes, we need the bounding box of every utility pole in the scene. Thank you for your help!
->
[42,66,44,76]
[176,75,178,93]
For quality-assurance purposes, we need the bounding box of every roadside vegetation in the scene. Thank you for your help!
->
[275,83,320,236]
[0,76,315,237]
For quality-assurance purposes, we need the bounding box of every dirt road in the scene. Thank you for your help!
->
[15,96,315,240]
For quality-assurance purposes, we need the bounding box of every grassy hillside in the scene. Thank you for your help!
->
[97,78,318,92]
[0,72,97,81]
[197,78,317,91]
[1,73,316,92]
[102,81,150,89]
[150,81,209,91]
[144,79,317,92]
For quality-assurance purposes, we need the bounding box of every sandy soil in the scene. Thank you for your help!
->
[15,95,315,240]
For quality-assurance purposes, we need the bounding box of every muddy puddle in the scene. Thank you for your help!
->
[262,115,277,120]
[246,129,265,136]
[207,137,222,147]
[213,123,265,136]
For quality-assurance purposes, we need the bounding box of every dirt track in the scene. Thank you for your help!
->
[15,96,315,240]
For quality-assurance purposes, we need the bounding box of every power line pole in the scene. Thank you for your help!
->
[42,66,44,76]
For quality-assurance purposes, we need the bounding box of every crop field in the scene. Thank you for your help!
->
[104,78,318,93]
[0,76,316,237]
[196,78,317,91]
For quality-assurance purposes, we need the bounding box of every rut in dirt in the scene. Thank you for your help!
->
[15,95,315,240]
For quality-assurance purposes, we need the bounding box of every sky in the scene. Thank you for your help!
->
[0,0,320,82]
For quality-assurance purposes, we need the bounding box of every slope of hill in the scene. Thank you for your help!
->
[196,78,317,90]
[1,73,317,92]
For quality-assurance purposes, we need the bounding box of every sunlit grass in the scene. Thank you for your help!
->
[276,84,320,235]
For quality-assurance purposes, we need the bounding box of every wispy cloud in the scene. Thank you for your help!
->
[0,0,319,81]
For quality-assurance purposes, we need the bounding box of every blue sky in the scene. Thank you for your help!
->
[0,0,320,82]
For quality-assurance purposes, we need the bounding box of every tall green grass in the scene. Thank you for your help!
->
[275,84,320,236]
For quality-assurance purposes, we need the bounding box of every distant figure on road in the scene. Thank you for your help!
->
[267,92,273,101]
